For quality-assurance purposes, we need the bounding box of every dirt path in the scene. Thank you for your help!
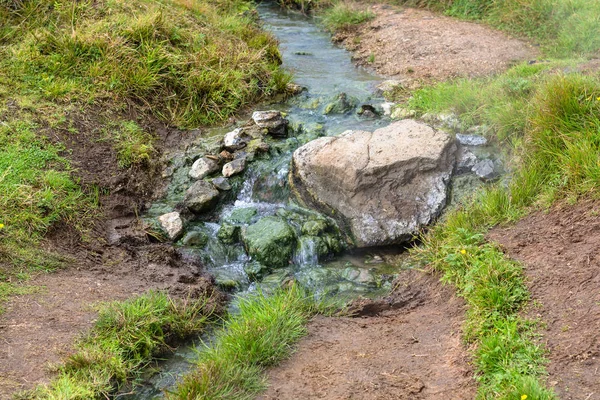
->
[489,200,600,400]
[336,5,537,85]
[259,270,475,399]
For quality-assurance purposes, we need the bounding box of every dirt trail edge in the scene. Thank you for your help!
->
[259,270,475,399]
[489,200,600,400]
[335,5,537,85]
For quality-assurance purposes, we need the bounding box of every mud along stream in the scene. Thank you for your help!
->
[123,3,495,397]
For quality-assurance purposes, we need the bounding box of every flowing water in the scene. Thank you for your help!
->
[125,3,429,397]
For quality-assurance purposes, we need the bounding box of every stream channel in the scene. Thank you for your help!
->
[125,2,494,397]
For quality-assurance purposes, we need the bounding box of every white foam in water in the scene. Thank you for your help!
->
[294,236,318,267]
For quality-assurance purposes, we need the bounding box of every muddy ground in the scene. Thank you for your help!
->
[489,200,600,400]
[259,270,475,399]
[0,108,224,397]
[335,5,537,86]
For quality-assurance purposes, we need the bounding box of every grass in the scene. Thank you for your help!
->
[319,1,376,31]
[23,291,217,399]
[1,0,289,128]
[403,60,600,397]
[169,284,328,399]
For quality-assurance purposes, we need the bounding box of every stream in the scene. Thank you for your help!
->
[125,2,495,397]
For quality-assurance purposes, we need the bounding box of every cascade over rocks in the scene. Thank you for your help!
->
[290,120,457,247]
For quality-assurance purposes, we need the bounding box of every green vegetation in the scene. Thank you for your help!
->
[1,0,288,127]
[0,113,94,300]
[0,0,289,309]
[406,56,600,399]
[170,285,326,399]
[25,291,217,399]
[320,1,376,31]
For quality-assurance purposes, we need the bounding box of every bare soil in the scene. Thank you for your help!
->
[0,108,223,398]
[335,5,537,86]
[259,270,475,399]
[489,200,600,400]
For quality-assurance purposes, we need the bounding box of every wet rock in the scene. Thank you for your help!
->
[223,128,251,151]
[182,231,209,247]
[228,207,258,225]
[158,212,184,241]
[381,102,395,116]
[242,216,296,268]
[323,93,358,115]
[456,133,487,146]
[391,107,416,120]
[211,177,232,191]
[244,261,269,281]
[291,120,457,247]
[472,159,499,181]
[356,104,380,118]
[189,157,220,180]
[376,79,404,95]
[457,148,478,173]
[341,267,379,287]
[252,110,288,137]
[286,83,306,95]
[184,180,219,214]
[301,219,328,236]
[219,150,234,162]
[217,222,240,244]
[222,158,246,178]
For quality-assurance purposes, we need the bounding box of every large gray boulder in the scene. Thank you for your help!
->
[290,120,457,247]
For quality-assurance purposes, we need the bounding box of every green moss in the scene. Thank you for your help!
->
[242,217,296,269]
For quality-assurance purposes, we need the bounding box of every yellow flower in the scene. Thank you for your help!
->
[521,395,528,400]
[460,249,467,255]
[0,223,4,229]
[597,97,600,101]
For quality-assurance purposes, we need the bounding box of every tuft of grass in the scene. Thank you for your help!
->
[110,120,156,168]
[1,0,290,128]
[320,1,376,31]
[26,291,217,399]
[170,284,328,399]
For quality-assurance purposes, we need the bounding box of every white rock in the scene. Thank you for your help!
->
[158,212,184,240]
[189,157,219,180]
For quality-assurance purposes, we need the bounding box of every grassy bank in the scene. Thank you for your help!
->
[24,291,218,399]
[405,61,600,397]
[170,285,327,399]
[0,0,289,310]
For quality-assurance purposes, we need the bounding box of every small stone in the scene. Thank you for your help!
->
[182,231,209,247]
[222,158,246,178]
[189,157,220,180]
[376,79,404,95]
[158,212,184,241]
[381,102,395,116]
[223,128,251,151]
[323,93,358,115]
[286,83,305,95]
[457,149,478,173]
[252,110,288,137]
[356,104,380,118]
[219,150,234,161]
[301,220,328,236]
[391,107,416,120]
[244,261,270,281]
[229,207,258,224]
[456,133,488,146]
[211,177,232,191]
[217,223,240,244]
[184,180,220,214]
[472,159,498,181]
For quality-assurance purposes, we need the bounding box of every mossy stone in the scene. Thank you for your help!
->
[242,216,296,269]
[244,261,270,281]
[217,222,240,244]
[182,231,209,247]
[228,207,258,225]
[301,219,328,236]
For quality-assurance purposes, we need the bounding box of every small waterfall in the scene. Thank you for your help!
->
[294,236,318,267]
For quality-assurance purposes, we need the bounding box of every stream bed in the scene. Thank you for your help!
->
[125,2,499,397]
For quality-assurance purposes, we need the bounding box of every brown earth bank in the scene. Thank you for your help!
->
[259,269,475,399]
[488,200,600,400]
[335,5,537,86]
[0,108,224,398]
